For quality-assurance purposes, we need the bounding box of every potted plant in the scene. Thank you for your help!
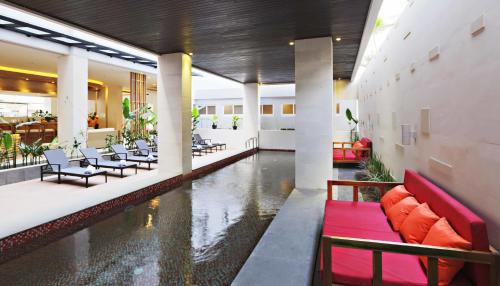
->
[211,115,219,129]
[232,115,240,130]
[346,108,359,142]
[192,107,200,132]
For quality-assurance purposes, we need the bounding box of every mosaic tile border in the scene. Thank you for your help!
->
[0,148,258,264]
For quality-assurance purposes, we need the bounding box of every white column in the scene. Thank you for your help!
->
[295,37,334,189]
[106,85,124,131]
[157,53,192,176]
[243,83,259,141]
[57,47,89,150]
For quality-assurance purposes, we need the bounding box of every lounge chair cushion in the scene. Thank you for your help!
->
[333,149,356,161]
[322,200,427,286]
[60,167,106,176]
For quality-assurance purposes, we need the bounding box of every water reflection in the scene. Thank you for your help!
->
[0,151,294,286]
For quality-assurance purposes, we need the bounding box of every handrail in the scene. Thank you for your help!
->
[327,179,401,201]
[245,136,259,149]
[322,235,499,286]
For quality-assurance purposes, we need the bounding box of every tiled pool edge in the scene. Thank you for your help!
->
[0,148,258,263]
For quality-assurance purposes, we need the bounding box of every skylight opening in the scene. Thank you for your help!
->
[353,0,409,82]
[100,49,119,54]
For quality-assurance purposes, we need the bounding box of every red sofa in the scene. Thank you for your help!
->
[333,137,372,163]
[321,170,496,286]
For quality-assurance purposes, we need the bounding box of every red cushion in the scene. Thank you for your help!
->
[386,196,420,231]
[403,170,490,286]
[420,218,472,285]
[380,185,413,212]
[333,149,356,161]
[352,141,364,158]
[322,201,427,286]
[400,203,440,244]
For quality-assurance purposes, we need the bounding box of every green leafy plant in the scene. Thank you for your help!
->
[345,108,359,142]
[105,134,118,152]
[192,107,200,132]
[0,132,13,168]
[358,153,395,201]
[211,115,219,129]
[19,139,47,165]
[231,115,240,129]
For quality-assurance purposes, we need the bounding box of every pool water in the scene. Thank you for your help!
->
[0,151,295,286]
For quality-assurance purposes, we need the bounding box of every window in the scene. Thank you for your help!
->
[199,105,216,115]
[224,104,243,115]
[281,104,296,115]
[234,105,243,114]
[260,104,273,115]
[224,105,233,115]
[336,103,340,114]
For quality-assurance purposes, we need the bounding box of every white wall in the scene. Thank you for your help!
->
[195,129,247,150]
[351,0,500,248]
[259,130,295,150]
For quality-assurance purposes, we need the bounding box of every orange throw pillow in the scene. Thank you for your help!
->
[380,185,413,212]
[352,141,364,158]
[386,196,419,231]
[420,218,471,285]
[400,203,440,243]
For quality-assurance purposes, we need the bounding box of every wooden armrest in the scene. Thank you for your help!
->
[322,235,498,286]
[327,180,401,201]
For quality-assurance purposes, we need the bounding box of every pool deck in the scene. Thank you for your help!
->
[0,148,247,240]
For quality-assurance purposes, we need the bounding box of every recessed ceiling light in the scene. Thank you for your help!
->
[289,41,295,46]
[0,20,13,25]
[25,78,29,81]
[335,37,342,42]
[100,49,118,54]
[16,26,50,35]
[86,45,97,48]
[138,60,150,63]
[121,55,135,59]
[188,52,193,56]
[52,37,81,44]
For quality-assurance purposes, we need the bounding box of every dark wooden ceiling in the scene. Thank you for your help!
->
[6,0,371,83]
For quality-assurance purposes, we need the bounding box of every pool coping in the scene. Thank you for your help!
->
[0,148,258,263]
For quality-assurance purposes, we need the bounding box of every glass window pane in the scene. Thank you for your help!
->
[282,104,294,115]
[224,105,233,114]
[261,104,273,115]
[199,106,207,114]
[207,106,216,115]
[234,105,243,114]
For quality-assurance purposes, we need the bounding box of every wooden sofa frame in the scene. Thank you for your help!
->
[323,180,499,286]
[332,141,371,164]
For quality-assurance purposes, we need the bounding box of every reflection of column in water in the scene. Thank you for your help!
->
[73,229,90,284]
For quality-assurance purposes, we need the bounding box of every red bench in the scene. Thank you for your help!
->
[321,170,498,286]
[333,137,372,164]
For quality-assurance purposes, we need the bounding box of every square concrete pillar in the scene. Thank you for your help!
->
[295,37,334,189]
[106,85,124,131]
[57,47,89,150]
[243,83,259,140]
[157,53,192,176]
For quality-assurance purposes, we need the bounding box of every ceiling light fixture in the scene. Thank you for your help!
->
[289,41,295,46]
[25,78,29,81]
[0,19,13,25]
[100,49,119,54]
[138,60,150,63]
[86,45,97,48]
[188,52,193,56]
[52,37,81,44]
[335,37,342,42]
[16,26,50,35]
[121,55,135,59]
